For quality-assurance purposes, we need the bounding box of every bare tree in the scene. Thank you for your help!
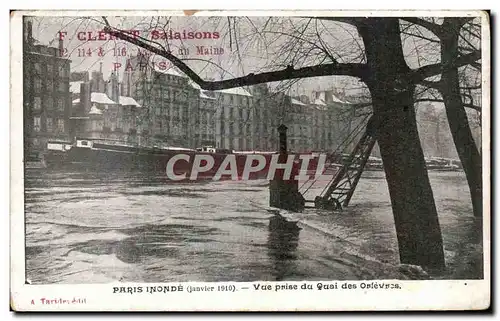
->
[403,17,483,218]
[100,15,483,269]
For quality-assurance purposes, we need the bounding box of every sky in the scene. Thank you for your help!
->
[27,15,371,96]
[25,15,480,100]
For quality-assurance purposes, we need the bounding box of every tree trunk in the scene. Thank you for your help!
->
[435,114,442,157]
[358,18,445,269]
[440,20,483,218]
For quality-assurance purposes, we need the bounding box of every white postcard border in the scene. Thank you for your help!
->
[10,10,491,312]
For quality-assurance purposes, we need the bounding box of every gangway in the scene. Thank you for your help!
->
[300,115,377,210]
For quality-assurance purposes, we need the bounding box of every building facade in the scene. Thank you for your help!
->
[70,72,142,144]
[66,52,356,153]
[213,87,254,150]
[23,19,71,159]
[122,55,200,148]
[196,90,217,147]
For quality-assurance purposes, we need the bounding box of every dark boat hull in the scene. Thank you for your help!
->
[45,142,323,181]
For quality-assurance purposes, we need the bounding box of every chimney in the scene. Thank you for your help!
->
[107,72,119,103]
[80,82,92,115]
[58,38,64,57]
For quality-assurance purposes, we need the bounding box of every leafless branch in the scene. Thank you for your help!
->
[401,17,442,36]
[415,98,481,112]
[412,49,481,83]
[103,25,369,91]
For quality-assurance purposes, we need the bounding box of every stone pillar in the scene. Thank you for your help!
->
[269,124,305,212]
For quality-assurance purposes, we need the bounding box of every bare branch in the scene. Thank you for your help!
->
[312,16,364,27]
[470,61,481,71]
[400,30,440,44]
[461,103,482,112]
[415,98,481,112]
[412,49,481,83]
[104,25,369,91]
[401,17,442,36]
[420,79,442,89]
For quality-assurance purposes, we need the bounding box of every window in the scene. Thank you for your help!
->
[34,63,41,74]
[34,79,42,93]
[46,117,53,132]
[229,95,234,104]
[46,97,53,110]
[116,118,123,131]
[33,117,41,132]
[58,82,66,92]
[57,99,64,111]
[58,65,64,77]
[34,97,41,110]
[57,119,64,132]
[47,64,53,75]
[47,78,53,91]
[155,106,161,116]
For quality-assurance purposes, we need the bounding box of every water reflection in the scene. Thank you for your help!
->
[267,215,300,281]
[25,169,483,283]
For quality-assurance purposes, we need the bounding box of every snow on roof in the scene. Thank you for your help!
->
[291,98,306,106]
[71,93,117,105]
[91,93,117,105]
[70,81,84,94]
[118,96,141,107]
[312,98,327,106]
[189,81,201,90]
[200,91,217,100]
[154,65,186,78]
[89,104,103,115]
[217,87,253,97]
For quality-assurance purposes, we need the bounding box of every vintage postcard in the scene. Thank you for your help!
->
[10,10,490,311]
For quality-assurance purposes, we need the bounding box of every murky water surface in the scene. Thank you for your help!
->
[25,169,483,284]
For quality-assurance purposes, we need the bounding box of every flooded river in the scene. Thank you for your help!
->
[24,169,483,284]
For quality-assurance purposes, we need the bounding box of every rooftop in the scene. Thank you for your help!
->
[312,98,327,106]
[72,92,140,107]
[70,81,84,94]
[118,96,141,107]
[291,98,306,106]
[154,65,185,78]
